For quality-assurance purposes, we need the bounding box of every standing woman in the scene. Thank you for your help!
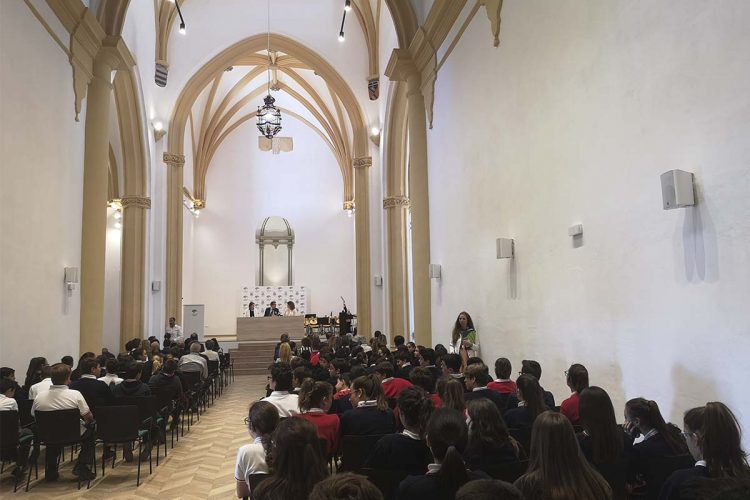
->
[451,311,479,368]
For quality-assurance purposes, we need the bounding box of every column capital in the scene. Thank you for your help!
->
[383,196,410,209]
[121,195,151,210]
[343,200,355,211]
[163,152,185,166]
[352,157,372,169]
[384,48,418,82]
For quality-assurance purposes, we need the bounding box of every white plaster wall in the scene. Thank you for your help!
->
[428,0,750,434]
[183,117,356,337]
[102,209,122,352]
[0,1,85,366]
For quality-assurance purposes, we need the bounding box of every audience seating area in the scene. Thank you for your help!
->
[0,337,234,493]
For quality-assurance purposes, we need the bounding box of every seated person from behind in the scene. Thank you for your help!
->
[376,361,413,400]
[397,408,489,500]
[309,473,383,500]
[418,348,441,382]
[339,374,396,436]
[488,357,517,394]
[577,386,632,467]
[235,400,279,499]
[394,350,416,380]
[27,364,53,400]
[261,363,299,417]
[442,353,467,390]
[560,363,588,425]
[508,359,555,409]
[31,363,96,481]
[410,366,441,408]
[0,379,33,478]
[331,373,353,414]
[69,356,114,414]
[366,386,434,474]
[203,339,221,363]
[504,374,549,429]
[112,361,152,397]
[464,398,521,469]
[178,341,209,379]
[463,363,511,412]
[295,378,340,456]
[149,358,184,403]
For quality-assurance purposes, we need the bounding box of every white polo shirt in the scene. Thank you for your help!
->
[31,385,90,416]
[98,374,124,386]
[0,394,18,411]
[260,391,299,417]
[28,377,53,400]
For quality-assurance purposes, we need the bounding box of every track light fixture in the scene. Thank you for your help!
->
[338,1,348,42]
[175,0,186,35]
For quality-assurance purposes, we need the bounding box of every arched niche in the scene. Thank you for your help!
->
[256,216,294,286]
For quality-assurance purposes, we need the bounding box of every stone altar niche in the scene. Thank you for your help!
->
[239,285,308,317]
[256,216,294,286]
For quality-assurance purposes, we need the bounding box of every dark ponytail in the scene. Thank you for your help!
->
[517,374,547,419]
[398,386,434,437]
[684,402,750,478]
[626,398,686,454]
[352,374,388,411]
[427,409,470,497]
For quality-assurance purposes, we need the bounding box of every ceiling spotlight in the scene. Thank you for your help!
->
[114,221,122,229]
[338,31,345,42]
[370,126,380,136]
[179,22,186,35]
[344,0,351,12]
[153,121,164,132]
[113,210,122,220]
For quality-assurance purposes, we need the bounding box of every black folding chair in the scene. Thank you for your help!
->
[207,360,220,404]
[339,435,385,472]
[178,370,204,428]
[30,409,94,491]
[362,467,409,500]
[116,396,159,468]
[18,399,34,428]
[151,387,179,449]
[246,472,270,496]
[95,405,150,486]
[0,410,35,492]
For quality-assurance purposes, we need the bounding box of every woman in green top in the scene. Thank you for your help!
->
[451,311,479,368]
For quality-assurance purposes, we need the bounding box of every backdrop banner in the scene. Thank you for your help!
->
[239,285,308,317]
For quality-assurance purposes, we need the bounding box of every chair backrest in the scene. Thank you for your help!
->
[207,360,219,375]
[362,467,409,500]
[509,427,532,456]
[478,459,528,483]
[34,409,82,445]
[643,455,695,500]
[179,370,202,390]
[116,396,157,425]
[0,410,20,449]
[96,405,140,442]
[18,399,33,427]
[246,472,270,492]
[340,434,386,472]
[595,457,629,500]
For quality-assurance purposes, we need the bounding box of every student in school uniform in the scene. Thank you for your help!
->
[376,361,413,400]
[464,398,521,471]
[295,378,340,457]
[660,402,750,500]
[397,408,488,500]
[463,363,511,413]
[487,357,517,394]
[504,375,549,430]
[366,386,435,474]
[339,374,396,436]
[560,363,589,425]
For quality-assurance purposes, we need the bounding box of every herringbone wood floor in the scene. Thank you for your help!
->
[0,375,267,499]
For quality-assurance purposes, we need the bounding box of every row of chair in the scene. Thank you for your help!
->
[0,351,235,493]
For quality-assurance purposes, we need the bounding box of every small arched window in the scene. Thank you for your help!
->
[256,216,294,286]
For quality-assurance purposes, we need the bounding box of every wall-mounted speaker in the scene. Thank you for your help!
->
[429,264,442,279]
[660,169,695,209]
[496,238,515,259]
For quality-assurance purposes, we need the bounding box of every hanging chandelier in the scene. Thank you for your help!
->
[257,0,282,139]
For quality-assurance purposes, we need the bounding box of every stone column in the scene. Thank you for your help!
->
[353,157,372,338]
[163,153,185,325]
[384,196,410,342]
[79,54,116,355]
[120,195,150,350]
[405,74,432,348]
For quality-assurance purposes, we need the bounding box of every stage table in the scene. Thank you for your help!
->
[236,316,305,342]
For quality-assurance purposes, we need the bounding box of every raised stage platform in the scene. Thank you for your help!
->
[228,316,305,375]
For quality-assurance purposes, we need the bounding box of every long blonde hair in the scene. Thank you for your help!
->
[279,342,292,364]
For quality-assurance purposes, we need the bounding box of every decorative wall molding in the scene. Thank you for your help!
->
[383,196,410,209]
[343,200,356,211]
[163,152,185,166]
[481,0,504,47]
[121,195,151,209]
[353,156,373,169]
